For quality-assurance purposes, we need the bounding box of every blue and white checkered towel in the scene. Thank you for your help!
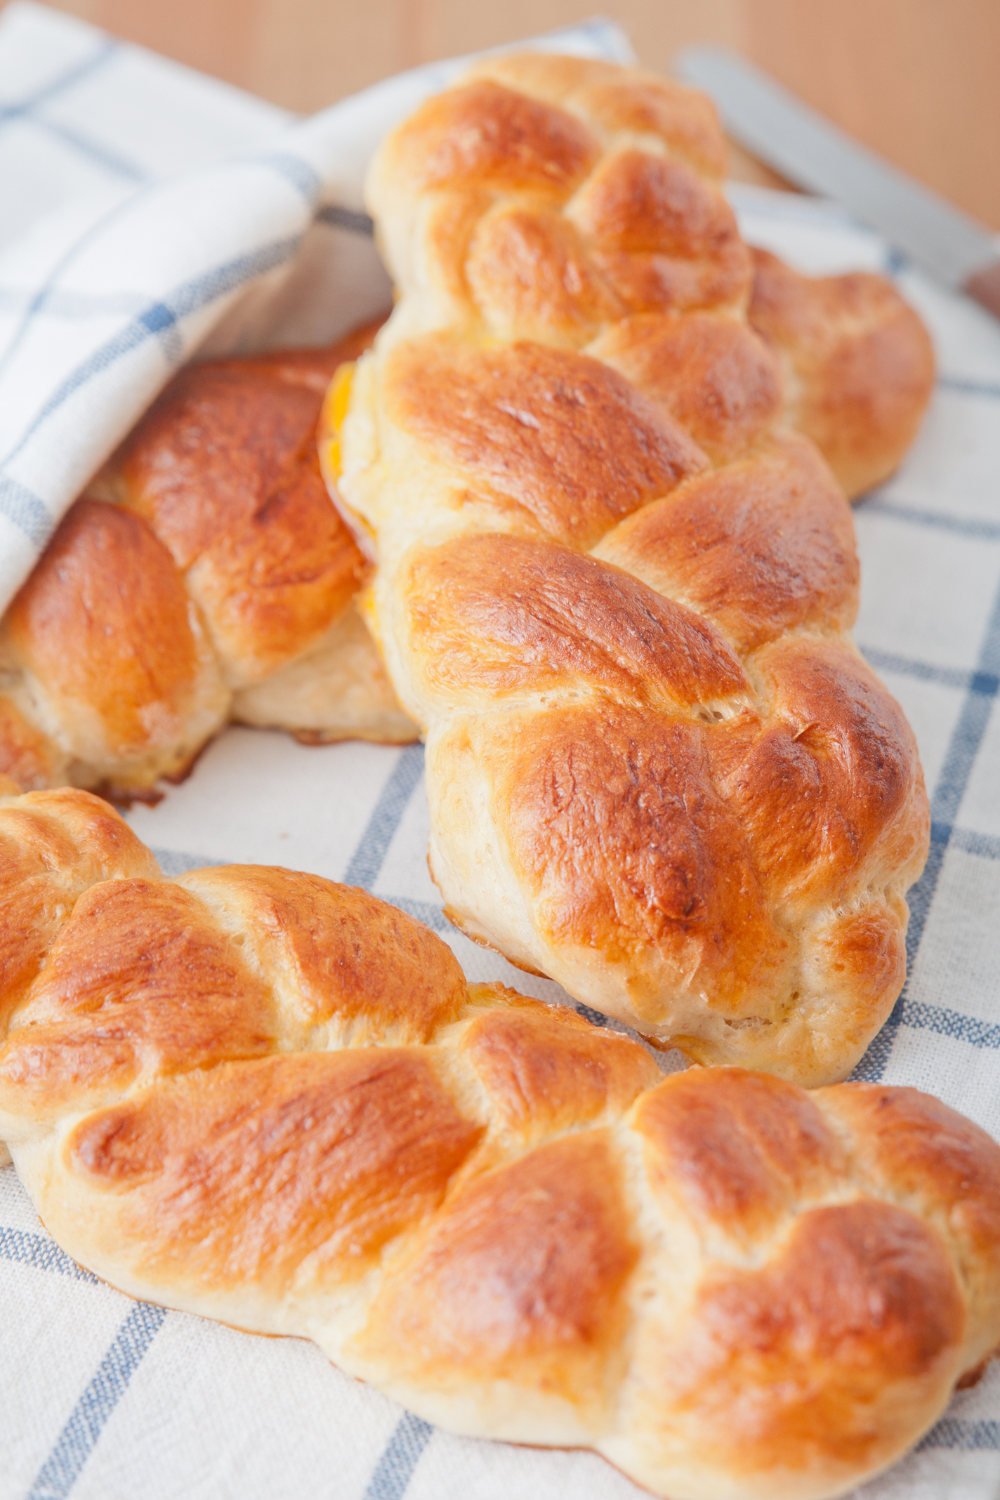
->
[3,5,1000,1498]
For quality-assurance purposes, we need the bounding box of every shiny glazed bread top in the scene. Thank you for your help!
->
[0,323,415,799]
[331,53,932,1083]
[0,783,996,1500]
[0,56,931,803]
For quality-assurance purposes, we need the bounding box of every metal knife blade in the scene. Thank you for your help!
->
[676,45,1000,321]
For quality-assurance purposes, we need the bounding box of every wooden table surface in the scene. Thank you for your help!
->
[15,0,1000,230]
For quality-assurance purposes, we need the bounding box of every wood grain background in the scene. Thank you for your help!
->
[15,0,1000,228]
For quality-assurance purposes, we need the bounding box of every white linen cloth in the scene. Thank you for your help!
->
[1,5,1000,1498]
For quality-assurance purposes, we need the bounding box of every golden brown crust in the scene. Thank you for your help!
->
[117,357,367,684]
[6,498,229,780]
[634,1066,843,1236]
[119,365,333,569]
[0,827,89,1021]
[70,1049,482,1288]
[7,499,218,754]
[0,876,277,1121]
[404,532,747,709]
[818,1083,1000,1358]
[336,52,933,1082]
[467,207,624,345]
[824,1085,1000,1253]
[582,80,726,179]
[178,866,467,1043]
[358,1130,637,1412]
[182,445,366,685]
[594,312,781,463]
[381,79,600,197]
[595,434,858,653]
[807,906,908,1035]
[708,637,927,904]
[0,497,228,793]
[665,1202,964,1479]
[460,995,659,1136]
[0,788,158,1025]
[570,150,751,313]
[385,337,708,547]
[494,703,789,1016]
[0,789,994,1499]
[466,55,728,181]
[574,151,727,258]
[0,321,417,796]
[748,248,937,497]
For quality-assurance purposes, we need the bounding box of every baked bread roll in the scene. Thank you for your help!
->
[0,321,415,801]
[0,781,995,1500]
[0,77,930,805]
[747,247,935,500]
[329,54,932,1086]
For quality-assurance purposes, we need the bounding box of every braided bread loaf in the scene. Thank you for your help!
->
[328,54,932,1086]
[0,321,415,802]
[0,781,996,1500]
[0,80,931,806]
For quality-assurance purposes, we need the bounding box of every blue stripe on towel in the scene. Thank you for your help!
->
[0,1226,98,1285]
[950,825,1000,861]
[918,1418,1000,1451]
[27,1302,169,1500]
[0,473,53,547]
[28,115,147,182]
[362,1413,434,1500]
[382,893,450,931]
[854,496,1000,542]
[853,570,1000,1081]
[343,743,426,889]
[860,644,997,695]
[938,375,1000,400]
[0,187,160,385]
[0,40,119,126]
[0,231,303,483]
[900,998,1000,1049]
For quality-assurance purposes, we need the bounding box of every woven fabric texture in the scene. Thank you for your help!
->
[1,5,999,1498]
